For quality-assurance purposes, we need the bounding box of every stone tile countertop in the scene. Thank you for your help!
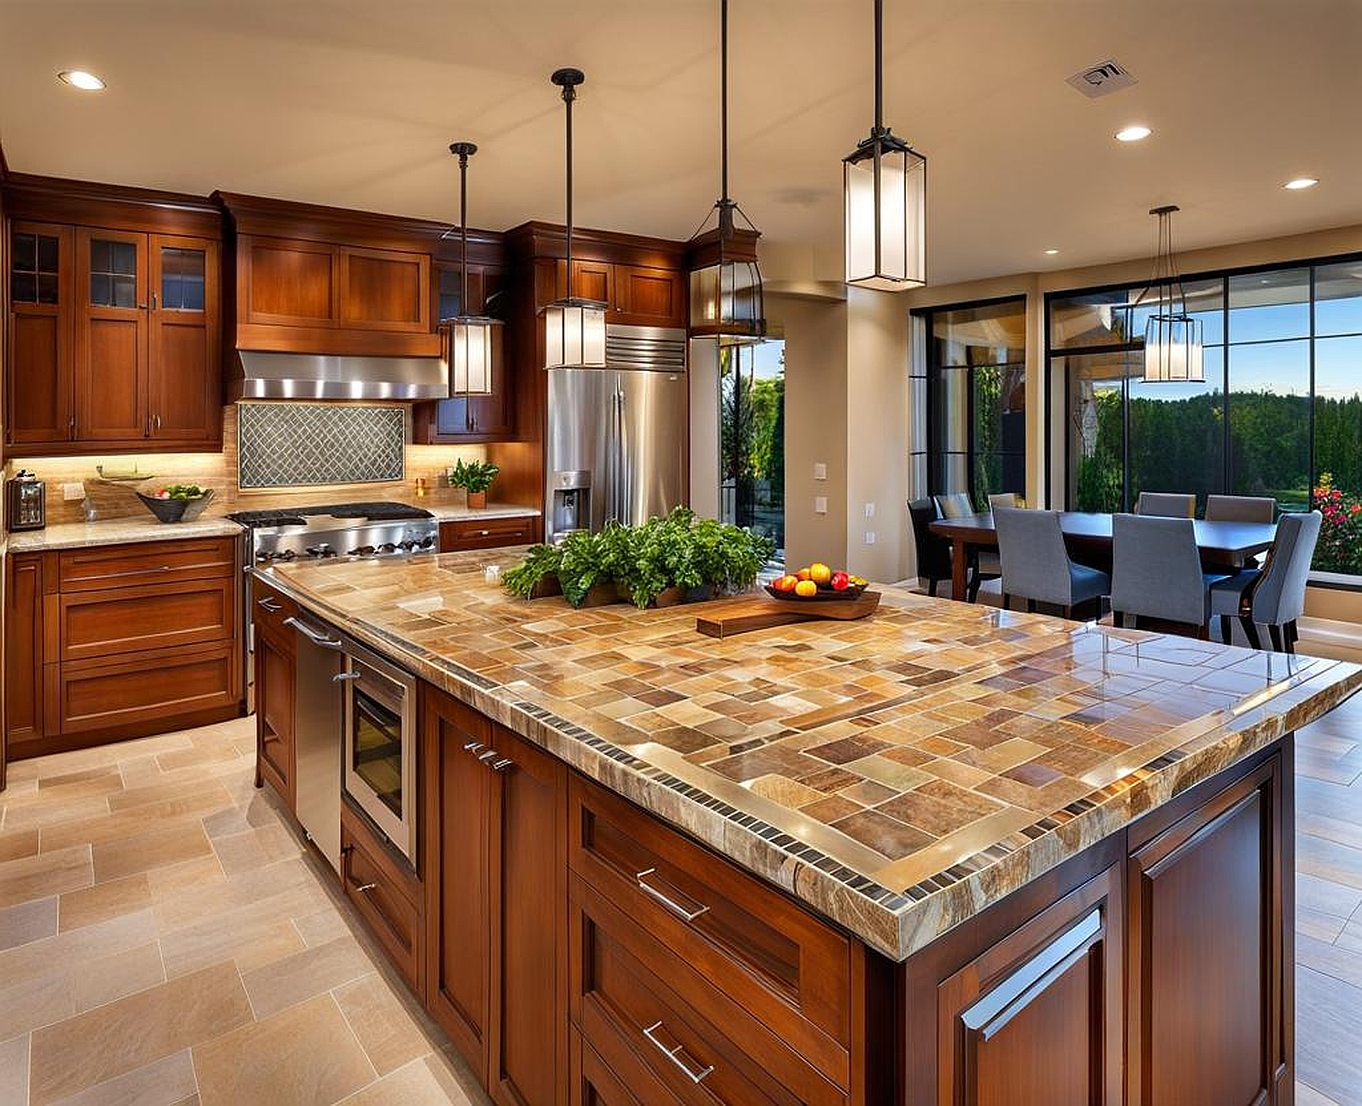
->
[420,502,542,523]
[262,550,1362,961]
[7,515,245,552]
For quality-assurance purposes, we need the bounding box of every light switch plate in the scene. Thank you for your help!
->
[865,531,876,545]
[62,482,86,501]
[864,502,875,518]
[814,496,828,515]
[813,463,827,481]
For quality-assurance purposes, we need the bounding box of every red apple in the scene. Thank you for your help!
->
[830,571,850,592]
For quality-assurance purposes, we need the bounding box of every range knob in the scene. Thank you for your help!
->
[419,535,436,549]
[398,539,417,552]
[278,549,297,561]
[378,542,398,554]
[350,544,376,557]
[305,543,333,559]
[254,551,274,565]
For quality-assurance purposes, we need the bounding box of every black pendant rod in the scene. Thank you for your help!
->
[449,142,476,318]
[551,68,585,276]
[720,0,729,205]
[874,0,884,135]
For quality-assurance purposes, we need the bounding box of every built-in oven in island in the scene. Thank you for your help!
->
[339,637,418,868]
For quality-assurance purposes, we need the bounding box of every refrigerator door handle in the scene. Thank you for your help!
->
[616,383,629,524]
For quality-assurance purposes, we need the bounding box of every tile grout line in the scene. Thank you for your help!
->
[327,991,382,1090]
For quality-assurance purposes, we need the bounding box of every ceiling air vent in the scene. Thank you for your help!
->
[1066,59,1138,98]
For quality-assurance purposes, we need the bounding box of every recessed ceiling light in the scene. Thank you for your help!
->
[57,69,105,91]
[1115,124,1152,142]
[1044,248,1060,256]
[1283,177,1319,190]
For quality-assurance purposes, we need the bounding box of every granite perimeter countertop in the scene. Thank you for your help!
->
[7,515,244,552]
[422,502,542,523]
[263,550,1362,960]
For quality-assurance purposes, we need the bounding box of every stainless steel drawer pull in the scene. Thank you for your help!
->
[332,672,362,683]
[354,882,378,893]
[635,869,710,922]
[477,749,500,763]
[256,597,282,613]
[284,616,343,650]
[642,1021,714,1084]
[491,757,514,771]
[479,529,490,536]
[463,740,486,753]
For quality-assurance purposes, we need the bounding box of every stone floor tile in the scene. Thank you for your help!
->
[0,828,40,862]
[241,935,373,1020]
[0,1033,30,1106]
[0,845,93,910]
[293,907,354,948]
[72,940,166,1013]
[0,909,157,991]
[209,821,302,876]
[0,895,59,951]
[192,993,375,1106]
[91,820,214,884]
[59,874,152,933]
[46,1048,197,1106]
[338,1055,470,1106]
[333,973,433,1077]
[0,969,77,1041]
[41,789,232,852]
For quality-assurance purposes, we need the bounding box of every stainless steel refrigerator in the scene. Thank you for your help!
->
[545,325,688,542]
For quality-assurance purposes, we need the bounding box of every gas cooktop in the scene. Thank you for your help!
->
[228,501,434,528]
[235,501,439,564]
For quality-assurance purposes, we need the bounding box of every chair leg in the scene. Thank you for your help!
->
[967,576,982,604]
[1219,614,1233,645]
[1284,621,1297,655]
[1000,593,1010,612]
[1268,624,1283,652]
[1113,611,1124,628]
[1240,616,1262,650]
[1026,598,1037,614]
[928,578,939,598]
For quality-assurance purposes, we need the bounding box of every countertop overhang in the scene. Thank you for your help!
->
[262,550,1362,960]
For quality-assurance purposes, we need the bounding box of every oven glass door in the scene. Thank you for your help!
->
[343,654,416,863]
[352,685,403,819]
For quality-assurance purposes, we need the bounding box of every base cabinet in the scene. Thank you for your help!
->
[253,617,296,811]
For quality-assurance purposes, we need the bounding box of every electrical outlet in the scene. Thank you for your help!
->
[813,462,827,481]
[865,531,876,545]
[62,482,86,501]
[814,496,828,515]
[864,502,875,518]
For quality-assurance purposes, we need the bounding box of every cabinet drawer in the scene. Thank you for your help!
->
[59,537,237,592]
[251,576,299,637]
[55,640,237,735]
[569,777,855,1091]
[341,800,424,992]
[60,577,234,663]
[572,1028,676,1106]
[572,887,844,1106]
[439,516,539,552]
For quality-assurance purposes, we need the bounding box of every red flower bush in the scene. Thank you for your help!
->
[1314,473,1362,574]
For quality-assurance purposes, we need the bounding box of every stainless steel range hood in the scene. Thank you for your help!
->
[229,351,449,401]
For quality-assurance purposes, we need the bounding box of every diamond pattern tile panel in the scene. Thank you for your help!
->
[237,404,405,489]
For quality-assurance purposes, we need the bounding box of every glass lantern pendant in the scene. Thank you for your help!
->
[442,142,501,409]
[543,68,607,370]
[844,0,927,290]
[687,0,766,347]
[1134,205,1204,383]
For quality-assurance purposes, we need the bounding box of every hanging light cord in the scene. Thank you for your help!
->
[1137,206,1189,314]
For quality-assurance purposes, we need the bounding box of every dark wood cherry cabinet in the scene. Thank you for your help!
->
[7,221,75,446]
[342,797,426,992]
[3,537,242,761]
[253,584,296,811]
[550,258,686,328]
[438,516,541,552]
[423,685,568,1106]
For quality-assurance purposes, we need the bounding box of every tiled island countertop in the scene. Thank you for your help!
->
[264,550,1361,960]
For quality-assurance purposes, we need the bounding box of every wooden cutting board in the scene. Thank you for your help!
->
[695,591,882,638]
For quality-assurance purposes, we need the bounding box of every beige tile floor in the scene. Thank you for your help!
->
[2,701,1361,1103]
[0,717,488,1106]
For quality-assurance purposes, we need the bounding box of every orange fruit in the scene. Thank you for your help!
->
[773,574,799,592]
[809,562,832,585]
[796,567,812,582]
[794,579,818,597]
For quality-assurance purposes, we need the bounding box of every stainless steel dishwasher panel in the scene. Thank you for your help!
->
[285,614,344,873]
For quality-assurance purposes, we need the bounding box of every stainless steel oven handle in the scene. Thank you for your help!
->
[284,616,343,650]
[256,597,282,613]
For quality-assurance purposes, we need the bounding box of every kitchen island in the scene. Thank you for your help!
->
[258,549,1361,1106]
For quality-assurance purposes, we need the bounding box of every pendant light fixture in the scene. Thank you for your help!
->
[543,68,607,370]
[687,0,765,346]
[843,0,927,290]
[443,141,501,407]
[1132,205,1204,383]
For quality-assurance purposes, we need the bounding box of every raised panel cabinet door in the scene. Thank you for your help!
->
[555,259,612,309]
[1127,757,1286,1106]
[149,235,220,443]
[254,621,296,810]
[242,236,337,327]
[936,862,1124,1106]
[615,266,685,328]
[7,221,75,446]
[423,688,493,1084]
[338,246,431,332]
[5,554,47,755]
[75,228,148,441]
[489,726,568,1106]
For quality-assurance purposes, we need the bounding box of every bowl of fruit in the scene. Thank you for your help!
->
[765,563,869,601]
[136,484,214,524]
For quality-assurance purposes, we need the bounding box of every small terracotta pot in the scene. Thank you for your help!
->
[528,574,562,600]
[580,582,622,608]
[651,586,685,608]
[466,490,487,509]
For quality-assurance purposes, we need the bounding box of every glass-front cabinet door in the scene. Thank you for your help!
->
[149,235,218,441]
[75,228,148,441]
[7,221,75,445]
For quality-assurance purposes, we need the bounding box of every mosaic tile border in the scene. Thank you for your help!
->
[238,403,405,489]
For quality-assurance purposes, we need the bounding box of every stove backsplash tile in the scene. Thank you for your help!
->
[238,403,406,489]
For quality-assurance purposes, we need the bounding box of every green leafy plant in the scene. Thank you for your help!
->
[447,458,500,494]
[556,530,613,608]
[501,543,563,599]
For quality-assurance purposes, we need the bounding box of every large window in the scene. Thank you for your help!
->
[1050,256,1362,576]
[720,340,785,560]
[922,298,1026,507]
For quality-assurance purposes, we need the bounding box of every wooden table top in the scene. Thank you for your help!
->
[930,511,1279,559]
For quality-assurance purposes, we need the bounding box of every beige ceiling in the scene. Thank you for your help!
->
[1,0,1359,286]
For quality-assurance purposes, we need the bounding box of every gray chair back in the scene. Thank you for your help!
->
[1251,511,1322,625]
[1110,514,1208,625]
[995,508,1073,606]
[988,492,1023,511]
[934,492,975,519]
[1134,492,1196,518]
[1205,495,1276,524]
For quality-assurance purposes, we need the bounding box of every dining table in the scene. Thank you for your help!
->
[928,510,1279,603]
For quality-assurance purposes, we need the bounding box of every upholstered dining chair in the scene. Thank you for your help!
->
[1205,494,1277,524]
[988,492,1024,511]
[908,498,955,598]
[934,492,976,519]
[1109,514,1230,637]
[1134,492,1197,518]
[994,508,1109,619]
[1210,511,1321,652]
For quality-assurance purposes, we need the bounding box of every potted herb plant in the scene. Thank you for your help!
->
[448,458,500,509]
[501,543,564,599]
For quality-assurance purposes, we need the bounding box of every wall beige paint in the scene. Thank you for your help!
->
[687,341,720,521]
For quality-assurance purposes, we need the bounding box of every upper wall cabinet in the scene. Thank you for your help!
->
[3,177,223,456]
[550,259,687,329]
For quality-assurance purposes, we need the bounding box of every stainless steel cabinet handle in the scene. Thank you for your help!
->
[490,757,514,771]
[477,749,500,763]
[332,672,362,683]
[463,740,486,754]
[354,882,377,893]
[635,869,710,922]
[256,597,282,613]
[151,292,158,311]
[478,530,490,536]
[153,414,161,431]
[284,616,343,650]
[641,1021,714,1084]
